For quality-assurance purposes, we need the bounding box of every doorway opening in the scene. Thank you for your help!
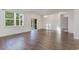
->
[60,14,68,32]
[31,18,37,30]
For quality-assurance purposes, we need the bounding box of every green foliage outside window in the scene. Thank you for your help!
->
[5,12,14,18]
[16,13,19,25]
[20,20,22,25]
[6,20,14,26]
[16,20,19,25]
[5,11,14,26]
[16,13,19,19]
[20,15,22,25]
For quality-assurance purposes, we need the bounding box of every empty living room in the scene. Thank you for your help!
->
[0,9,79,50]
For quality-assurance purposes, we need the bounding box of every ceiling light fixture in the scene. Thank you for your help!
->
[43,15,48,18]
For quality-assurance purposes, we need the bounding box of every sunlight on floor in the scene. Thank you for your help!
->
[56,26,61,42]
[3,36,25,50]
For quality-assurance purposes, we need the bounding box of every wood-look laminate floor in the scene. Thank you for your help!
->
[0,29,79,50]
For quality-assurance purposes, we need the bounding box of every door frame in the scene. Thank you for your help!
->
[31,18,37,30]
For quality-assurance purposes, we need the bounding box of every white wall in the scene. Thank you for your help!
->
[58,11,74,33]
[42,13,59,30]
[42,10,74,33]
[58,10,79,39]
[42,10,79,40]
[0,9,42,37]
[73,9,79,39]
[66,11,74,33]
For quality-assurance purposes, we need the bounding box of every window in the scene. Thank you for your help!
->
[16,13,19,25]
[5,11,14,26]
[5,11,24,26]
[16,13,24,26]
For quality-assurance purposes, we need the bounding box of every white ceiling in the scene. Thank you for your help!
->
[24,9,73,15]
